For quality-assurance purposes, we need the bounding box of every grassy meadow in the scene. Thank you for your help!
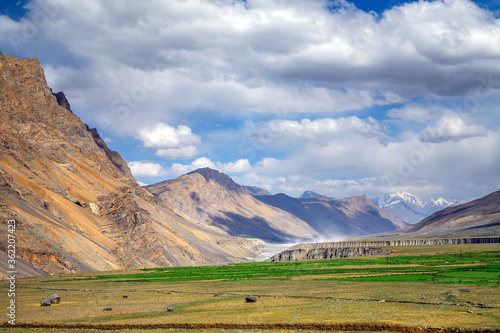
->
[1,243,499,332]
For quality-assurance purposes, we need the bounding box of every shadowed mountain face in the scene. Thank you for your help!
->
[256,193,406,238]
[353,190,500,240]
[144,168,319,243]
[0,52,262,277]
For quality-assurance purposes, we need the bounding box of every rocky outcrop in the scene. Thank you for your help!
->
[269,237,500,262]
[269,247,392,262]
[0,52,264,277]
[286,237,500,250]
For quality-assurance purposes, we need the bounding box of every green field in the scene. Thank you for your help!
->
[1,244,499,332]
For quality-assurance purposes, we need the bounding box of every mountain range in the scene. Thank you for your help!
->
[355,190,500,240]
[144,168,406,242]
[1,51,498,278]
[371,191,459,224]
[144,168,319,243]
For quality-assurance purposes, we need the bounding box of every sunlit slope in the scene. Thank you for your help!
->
[0,51,261,277]
[145,168,319,243]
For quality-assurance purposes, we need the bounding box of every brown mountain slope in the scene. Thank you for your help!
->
[256,193,406,237]
[144,168,319,243]
[353,190,500,240]
[0,52,262,277]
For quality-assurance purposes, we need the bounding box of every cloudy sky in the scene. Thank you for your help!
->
[1,0,499,201]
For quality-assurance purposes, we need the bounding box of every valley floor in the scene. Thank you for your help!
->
[1,244,499,332]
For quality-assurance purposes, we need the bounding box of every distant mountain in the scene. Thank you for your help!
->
[144,168,319,243]
[356,190,500,240]
[256,193,406,238]
[243,185,272,196]
[299,190,328,199]
[372,191,458,224]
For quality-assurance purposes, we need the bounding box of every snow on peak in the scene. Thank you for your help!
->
[378,191,425,208]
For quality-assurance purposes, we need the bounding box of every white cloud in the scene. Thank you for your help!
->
[134,122,201,160]
[137,123,200,149]
[155,146,199,159]
[127,161,166,178]
[4,0,498,134]
[386,104,447,122]
[2,0,499,201]
[419,115,488,143]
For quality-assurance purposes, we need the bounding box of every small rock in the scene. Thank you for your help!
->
[467,310,473,313]
[167,306,174,312]
[103,308,112,311]
[245,295,257,303]
[41,294,61,306]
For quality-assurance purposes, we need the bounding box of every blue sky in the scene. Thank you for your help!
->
[1,0,499,201]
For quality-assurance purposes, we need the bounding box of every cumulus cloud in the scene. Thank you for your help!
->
[128,161,166,178]
[2,0,499,133]
[137,123,200,148]
[155,146,199,159]
[386,104,447,123]
[135,122,201,160]
[419,115,488,143]
[2,0,499,201]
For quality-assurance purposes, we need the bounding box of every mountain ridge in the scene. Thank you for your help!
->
[144,168,319,243]
[354,190,500,240]
[372,191,459,224]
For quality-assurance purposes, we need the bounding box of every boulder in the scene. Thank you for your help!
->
[245,295,257,303]
[167,306,174,312]
[41,294,60,306]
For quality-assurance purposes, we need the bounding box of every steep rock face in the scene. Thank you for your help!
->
[0,52,262,277]
[270,237,499,262]
[256,193,406,238]
[269,247,392,262]
[144,168,319,243]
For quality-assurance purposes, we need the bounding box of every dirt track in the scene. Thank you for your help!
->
[1,322,498,332]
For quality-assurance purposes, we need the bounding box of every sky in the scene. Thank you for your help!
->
[1,0,499,202]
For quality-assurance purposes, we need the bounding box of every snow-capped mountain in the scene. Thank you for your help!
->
[377,192,426,209]
[372,191,458,224]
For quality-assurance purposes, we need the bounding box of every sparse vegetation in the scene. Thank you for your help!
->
[2,245,499,332]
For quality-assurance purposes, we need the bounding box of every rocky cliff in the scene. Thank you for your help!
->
[268,237,500,262]
[144,168,319,243]
[269,247,392,262]
[0,52,262,277]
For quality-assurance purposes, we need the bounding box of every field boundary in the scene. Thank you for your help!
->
[1,321,499,332]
